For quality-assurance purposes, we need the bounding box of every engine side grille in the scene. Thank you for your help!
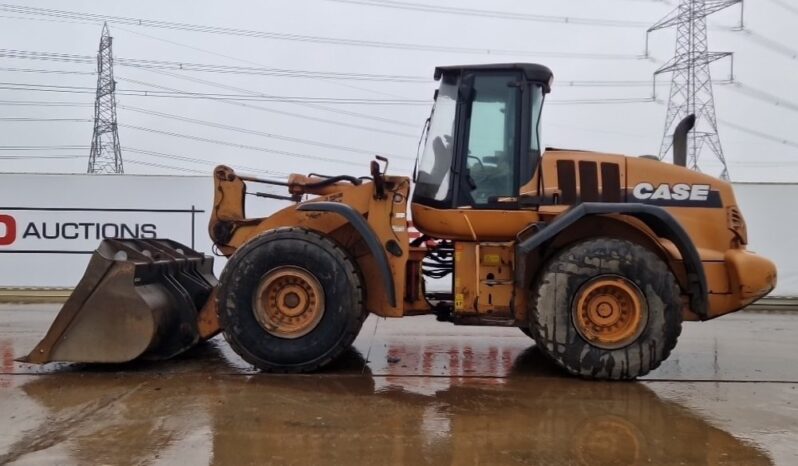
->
[600,163,622,202]
[556,160,577,204]
[555,159,622,204]
[578,161,599,202]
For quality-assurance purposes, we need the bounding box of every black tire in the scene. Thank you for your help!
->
[529,237,682,380]
[218,227,366,372]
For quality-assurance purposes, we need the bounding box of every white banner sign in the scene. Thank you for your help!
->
[0,207,202,253]
[0,174,795,297]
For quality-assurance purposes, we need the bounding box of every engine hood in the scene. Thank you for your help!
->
[537,148,734,209]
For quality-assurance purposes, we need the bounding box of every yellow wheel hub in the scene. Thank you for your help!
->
[572,276,647,349]
[253,266,324,339]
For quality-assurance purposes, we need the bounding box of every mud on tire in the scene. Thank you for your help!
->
[529,237,682,380]
[218,227,366,373]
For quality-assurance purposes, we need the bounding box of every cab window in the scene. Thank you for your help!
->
[464,74,519,205]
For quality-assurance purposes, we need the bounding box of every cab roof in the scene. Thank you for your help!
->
[434,63,554,91]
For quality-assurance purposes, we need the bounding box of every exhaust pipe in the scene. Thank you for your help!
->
[673,114,696,167]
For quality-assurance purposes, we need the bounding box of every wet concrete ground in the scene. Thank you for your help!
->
[0,304,796,465]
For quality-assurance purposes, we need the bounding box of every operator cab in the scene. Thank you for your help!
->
[413,63,552,209]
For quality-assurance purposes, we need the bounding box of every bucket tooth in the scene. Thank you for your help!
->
[20,239,218,365]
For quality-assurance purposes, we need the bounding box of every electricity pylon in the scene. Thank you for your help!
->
[648,0,742,180]
[88,22,123,174]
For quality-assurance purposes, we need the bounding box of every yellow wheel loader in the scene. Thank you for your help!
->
[22,63,777,380]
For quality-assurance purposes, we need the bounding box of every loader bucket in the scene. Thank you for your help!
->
[19,238,218,365]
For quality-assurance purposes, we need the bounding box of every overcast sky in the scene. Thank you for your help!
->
[0,0,795,181]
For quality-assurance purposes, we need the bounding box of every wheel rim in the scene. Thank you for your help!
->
[252,266,325,339]
[572,276,647,350]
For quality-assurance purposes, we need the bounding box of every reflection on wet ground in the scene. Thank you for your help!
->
[0,305,797,465]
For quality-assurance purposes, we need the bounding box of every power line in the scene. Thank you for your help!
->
[0,80,432,104]
[0,117,91,122]
[0,48,93,65]
[0,82,95,94]
[710,22,798,61]
[0,72,421,137]
[119,56,428,84]
[118,104,404,158]
[548,97,657,105]
[555,79,798,113]
[119,70,420,129]
[0,3,647,60]
[119,124,411,167]
[3,124,795,170]
[113,25,418,101]
[0,49,675,125]
[0,48,631,87]
[547,122,653,139]
[0,79,665,107]
[124,158,207,174]
[0,64,738,92]
[0,64,423,141]
[0,47,430,82]
[0,63,736,92]
[0,145,89,151]
[0,66,95,76]
[124,147,289,177]
[0,93,418,139]
[0,145,338,178]
[0,62,740,92]
[0,145,290,177]
[732,28,798,61]
[557,78,732,88]
[726,161,798,167]
[323,0,651,27]
[119,60,428,83]
[718,119,798,150]
[124,158,291,178]
[0,154,83,160]
[721,81,798,114]
[766,0,798,16]
[0,151,220,175]
[0,99,93,107]
[559,80,657,88]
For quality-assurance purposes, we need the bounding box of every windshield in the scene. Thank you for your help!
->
[414,81,457,202]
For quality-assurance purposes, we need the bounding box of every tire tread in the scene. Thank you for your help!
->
[529,237,683,380]
[219,227,367,373]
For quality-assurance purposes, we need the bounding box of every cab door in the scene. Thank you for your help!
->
[437,73,539,317]
[412,71,541,241]
[453,72,522,209]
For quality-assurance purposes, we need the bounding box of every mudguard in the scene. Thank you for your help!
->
[516,202,708,319]
[297,202,397,307]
